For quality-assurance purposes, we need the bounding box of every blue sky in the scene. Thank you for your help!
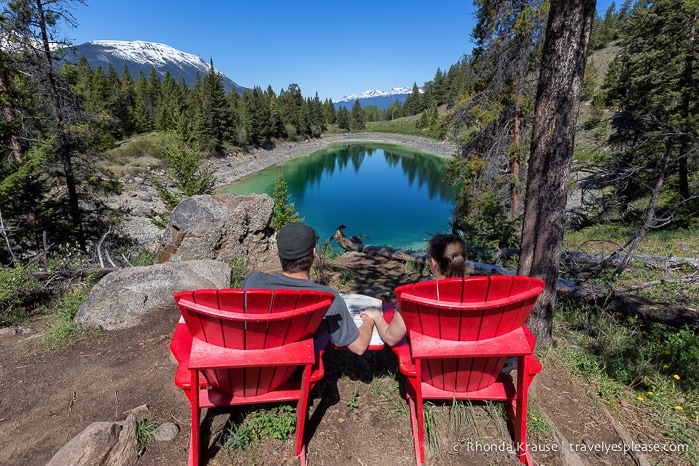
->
[66,1,616,102]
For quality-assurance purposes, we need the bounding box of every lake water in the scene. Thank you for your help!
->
[218,143,460,251]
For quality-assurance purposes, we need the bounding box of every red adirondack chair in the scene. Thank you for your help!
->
[386,275,545,466]
[169,288,335,466]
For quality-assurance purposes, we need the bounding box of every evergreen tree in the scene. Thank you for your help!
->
[519,0,596,345]
[591,0,699,233]
[197,60,232,153]
[336,106,350,131]
[152,133,216,225]
[1,0,89,248]
[270,173,303,232]
[350,99,365,130]
[267,86,285,139]
[449,0,547,233]
[133,70,152,132]
[323,98,337,125]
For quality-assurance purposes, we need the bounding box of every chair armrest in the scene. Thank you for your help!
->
[189,337,316,370]
[409,326,536,359]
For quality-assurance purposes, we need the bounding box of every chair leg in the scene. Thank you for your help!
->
[190,370,200,466]
[295,365,312,464]
[514,356,534,466]
[404,378,425,466]
[407,396,422,466]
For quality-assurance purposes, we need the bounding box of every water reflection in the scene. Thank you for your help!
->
[219,143,460,250]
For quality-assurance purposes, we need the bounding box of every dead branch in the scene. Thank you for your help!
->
[31,268,117,281]
[615,276,699,293]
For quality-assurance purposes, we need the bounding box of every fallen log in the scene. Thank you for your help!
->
[332,225,698,330]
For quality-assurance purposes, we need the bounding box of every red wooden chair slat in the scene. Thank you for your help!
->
[461,275,491,302]
[170,288,335,466]
[392,276,545,466]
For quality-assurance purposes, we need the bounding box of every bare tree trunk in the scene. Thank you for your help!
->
[614,139,673,275]
[518,0,596,347]
[34,0,84,248]
[512,84,522,218]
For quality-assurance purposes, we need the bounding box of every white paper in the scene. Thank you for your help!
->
[340,293,384,347]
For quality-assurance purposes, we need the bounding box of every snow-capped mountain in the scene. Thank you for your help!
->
[336,87,413,103]
[334,86,419,110]
[58,40,245,94]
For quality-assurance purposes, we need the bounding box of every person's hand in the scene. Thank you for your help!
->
[360,307,382,323]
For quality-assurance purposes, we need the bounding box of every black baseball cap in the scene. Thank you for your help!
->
[276,222,319,260]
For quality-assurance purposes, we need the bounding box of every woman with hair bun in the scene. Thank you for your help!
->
[360,233,468,346]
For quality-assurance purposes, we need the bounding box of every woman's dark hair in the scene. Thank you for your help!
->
[428,233,467,278]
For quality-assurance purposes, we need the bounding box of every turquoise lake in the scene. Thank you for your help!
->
[219,143,461,251]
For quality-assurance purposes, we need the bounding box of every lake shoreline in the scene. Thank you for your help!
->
[212,133,458,188]
[112,133,458,249]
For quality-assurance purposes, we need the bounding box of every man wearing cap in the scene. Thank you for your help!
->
[241,222,376,355]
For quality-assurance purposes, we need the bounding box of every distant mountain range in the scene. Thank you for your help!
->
[58,40,246,94]
[334,87,417,111]
[58,40,414,110]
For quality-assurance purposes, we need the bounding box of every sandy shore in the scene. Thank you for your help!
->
[211,133,458,187]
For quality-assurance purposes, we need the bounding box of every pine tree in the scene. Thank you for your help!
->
[1,0,89,248]
[350,99,365,130]
[449,0,547,232]
[152,133,216,225]
[270,173,302,232]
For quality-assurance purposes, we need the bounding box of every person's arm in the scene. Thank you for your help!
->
[360,307,406,347]
[345,313,375,355]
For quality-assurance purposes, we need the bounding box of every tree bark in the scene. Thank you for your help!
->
[518,0,596,346]
[0,73,23,162]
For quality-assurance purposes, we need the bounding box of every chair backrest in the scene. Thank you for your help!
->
[395,276,544,391]
[174,288,335,396]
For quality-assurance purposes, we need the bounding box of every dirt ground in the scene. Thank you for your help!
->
[0,135,691,466]
[0,252,674,466]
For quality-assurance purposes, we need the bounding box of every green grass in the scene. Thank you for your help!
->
[226,256,249,288]
[136,418,160,450]
[223,404,297,451]
[564,224,699,258]
[37,286,102,351]
[552,297,699,465]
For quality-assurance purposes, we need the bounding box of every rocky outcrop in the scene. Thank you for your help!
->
[74,260,230,330]
[156,193,277,270]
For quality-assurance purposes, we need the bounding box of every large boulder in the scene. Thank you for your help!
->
[156,193,277,270]
[74,260,230,330]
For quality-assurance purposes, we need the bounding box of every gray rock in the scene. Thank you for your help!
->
[46,414,138,466]
[139,194,153,202]
[153,422,180,442]
[74,260,230,330]
[158,194,277,270]
[132,206,153,217]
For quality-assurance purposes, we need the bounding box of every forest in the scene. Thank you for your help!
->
[1,1,697,332]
